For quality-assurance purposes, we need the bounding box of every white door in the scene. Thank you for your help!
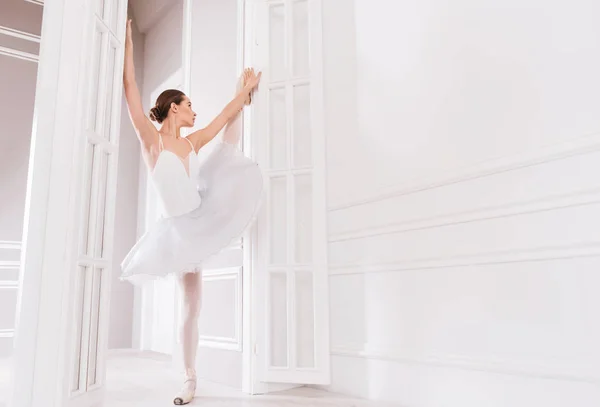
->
[69,1,128,404]
[11,0,127,406]
[247,0,330,385]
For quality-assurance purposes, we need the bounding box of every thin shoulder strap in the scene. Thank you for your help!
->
[157,132,164,151]
[183,136,195,152]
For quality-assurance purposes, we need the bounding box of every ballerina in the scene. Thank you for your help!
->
[120,19,263,405]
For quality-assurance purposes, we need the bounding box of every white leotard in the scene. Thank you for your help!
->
[151,134,201,217]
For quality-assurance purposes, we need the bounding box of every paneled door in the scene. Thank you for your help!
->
[248,0,330,385]
[67,0,128,405]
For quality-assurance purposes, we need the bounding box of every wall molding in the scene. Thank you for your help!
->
[329,132,600,211]
[199,267,243,352]
[331,344,600,384]
[0,25,40,63]
[0,241,22,250]
[0,241,21,283]
[329,242,600,276]
[0,25,41,43]
[198,336,242,352]
[203,266,242,278]
[329,188,600,242]
[0,329,15,338]
[0,240,20,346]
[0,261,20,270]
[0,45,38,62]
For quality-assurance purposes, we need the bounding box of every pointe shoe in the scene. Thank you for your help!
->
[173,371,197,405]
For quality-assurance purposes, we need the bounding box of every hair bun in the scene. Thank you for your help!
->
[150,89,186,124]
[149,106,164,123]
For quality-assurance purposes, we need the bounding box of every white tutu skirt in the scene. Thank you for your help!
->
[119,143,264,285]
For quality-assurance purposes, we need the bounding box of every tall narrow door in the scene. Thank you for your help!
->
[68,0,128,404]
[249,0,330,385]
[11,0,127,406]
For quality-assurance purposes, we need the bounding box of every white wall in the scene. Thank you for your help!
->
[0,57,38,242]
[189,0,238,134]
[0,0,43,36]
[0,0,42,246]
[0,0,42,358]
[188,0,243,389]
[322,0,600,406]
[108,16,144,350]
[129,0,174,34]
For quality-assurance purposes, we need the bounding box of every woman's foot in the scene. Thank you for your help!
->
[173,369,197,405]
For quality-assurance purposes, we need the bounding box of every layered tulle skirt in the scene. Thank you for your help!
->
[120,143,263,285]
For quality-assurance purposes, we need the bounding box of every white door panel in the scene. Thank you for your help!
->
[68,0,127,402]
[250,0,330,386]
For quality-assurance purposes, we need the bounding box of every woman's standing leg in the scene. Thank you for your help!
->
[174,270,202,405]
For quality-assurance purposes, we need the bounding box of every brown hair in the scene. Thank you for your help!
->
[149,89,186,123]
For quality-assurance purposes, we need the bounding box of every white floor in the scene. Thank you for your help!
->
[1,352,397,407]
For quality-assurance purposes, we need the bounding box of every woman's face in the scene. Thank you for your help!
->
[175,96,196,127]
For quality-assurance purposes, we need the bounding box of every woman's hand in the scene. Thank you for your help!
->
[126,18,133,44]
[243,68,262,92]
[188,68,262,149]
